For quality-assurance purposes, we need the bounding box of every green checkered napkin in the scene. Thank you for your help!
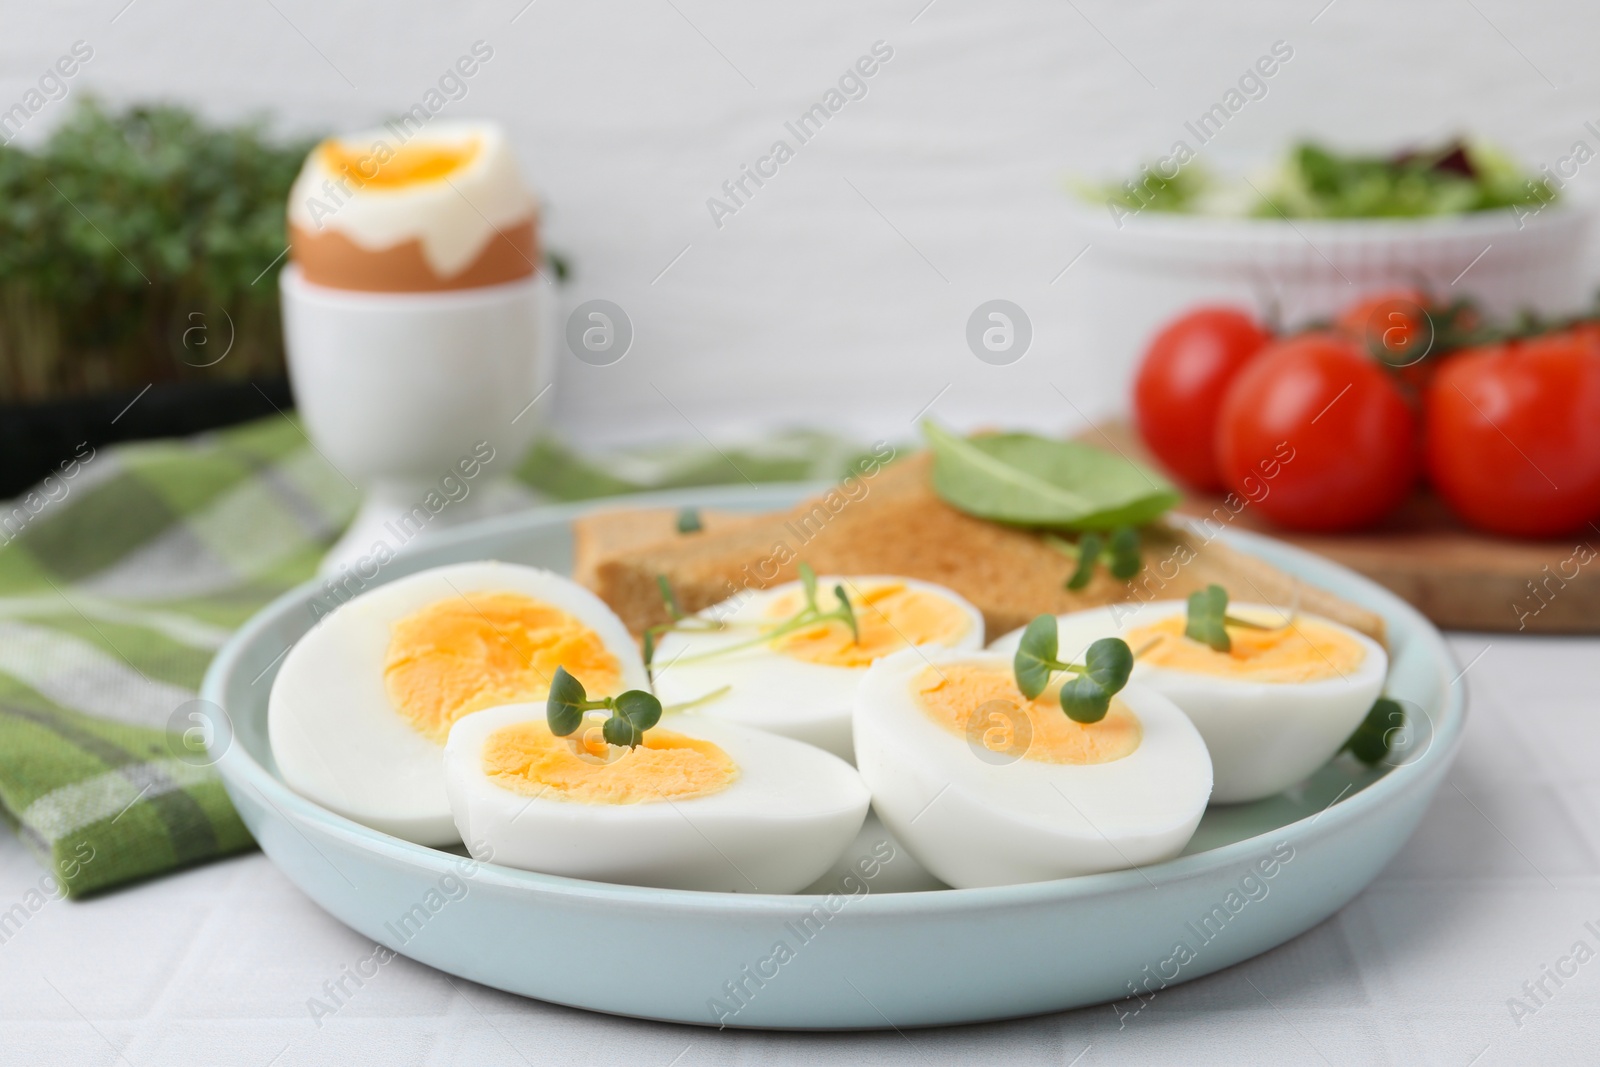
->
[0,416,865,896]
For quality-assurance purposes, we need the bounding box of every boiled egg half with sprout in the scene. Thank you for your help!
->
[443,704,870,892]
[268,561,647,845]
[651,575,983,762]
[854,648,1211,889]
[989,601,1386,803]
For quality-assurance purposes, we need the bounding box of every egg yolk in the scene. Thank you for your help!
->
[481,722,738,804]
[384,591,623,744]
[914,663,1142,765]
[766,582,971,668]
[319,137,481,190]
[1126,614,1364,683]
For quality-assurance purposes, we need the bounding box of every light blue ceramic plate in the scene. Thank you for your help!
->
[201,485,1465,1030]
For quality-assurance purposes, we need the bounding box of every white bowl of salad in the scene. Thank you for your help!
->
[1068,140,1595,390]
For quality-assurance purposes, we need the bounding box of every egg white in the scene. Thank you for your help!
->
[268,561,647,846]
[652,576,984,762]
[854,648,1213,889]
[443,704,871,892]
[287,121,537,279]
[989,602,1388,804]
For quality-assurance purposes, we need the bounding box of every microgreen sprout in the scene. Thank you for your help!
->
[1107,527,1142,580]
[676,507,703,534]
[1047,526,1142,591]
[643,575,739,678]
[1059,533,1101,591]
[547,666,663,748]
[1012,614,1134,724]
[664,685,731,713]
[657,575,685,621]
[646,563,859,670]
[1183,584,1290,653]
[1343,696,1404,764]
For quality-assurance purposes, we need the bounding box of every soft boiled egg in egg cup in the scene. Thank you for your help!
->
[990,602,1387,804]
[854,648,1212,889]
[268,561,646,846]
[287,120,539,293]
[279,121,555,577]
[650,575,984,762]
[443,704,870,893]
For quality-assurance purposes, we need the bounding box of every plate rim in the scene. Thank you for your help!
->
[202,482,1466,916]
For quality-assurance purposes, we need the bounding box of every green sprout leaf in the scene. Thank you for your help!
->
[1185,583,1284,652]
[922,420,1179,530]
[641,628,656,672]
[1011,616,1134,724]
[1065,533,1103,591]
[657,565,860,666]
[663,685,730,713]
[1083,637,1135,692]
[1058,638,1134,724]
[1108,526,1142,580]
[1013,615,1061,700]
[602,714,641,748]
[676,507,703,534]
[1344,697,1404,764]
[1058,674,1112,724]
[547,667,663,748]
[1185,584,1232,652]
[798,562,818,611]
[834,585,859,642]
[656,575,684,621]
[605,690,663,748]
[546,667,588,737]
[614,690,663,732]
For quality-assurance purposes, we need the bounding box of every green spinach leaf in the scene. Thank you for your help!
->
[922,420,1179,530]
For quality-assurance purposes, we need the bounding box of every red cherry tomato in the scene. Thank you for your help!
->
[1215,333,1419,532]
[1424,331,1600,537]
[1336,288,1434,365]
[1334,288,1465,398]
[1133,306,1272,491]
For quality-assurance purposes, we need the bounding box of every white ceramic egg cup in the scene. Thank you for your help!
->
[279,265,556,577]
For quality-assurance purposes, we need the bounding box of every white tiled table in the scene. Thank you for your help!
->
[4,632,1597,1066]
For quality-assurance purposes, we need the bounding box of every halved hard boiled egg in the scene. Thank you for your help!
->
[268,562,647,845]
[652,576,983,761]
[443,704,870,892]
[854,648,1212,889]
[989,602,1387,803]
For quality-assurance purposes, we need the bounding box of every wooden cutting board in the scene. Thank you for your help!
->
[1086,422,1600,634]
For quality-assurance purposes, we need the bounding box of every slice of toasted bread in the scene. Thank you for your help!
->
[571,507,765,590]
[582,453,1387,645]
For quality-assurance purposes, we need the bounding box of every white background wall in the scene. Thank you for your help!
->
[6,0,1600,446]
